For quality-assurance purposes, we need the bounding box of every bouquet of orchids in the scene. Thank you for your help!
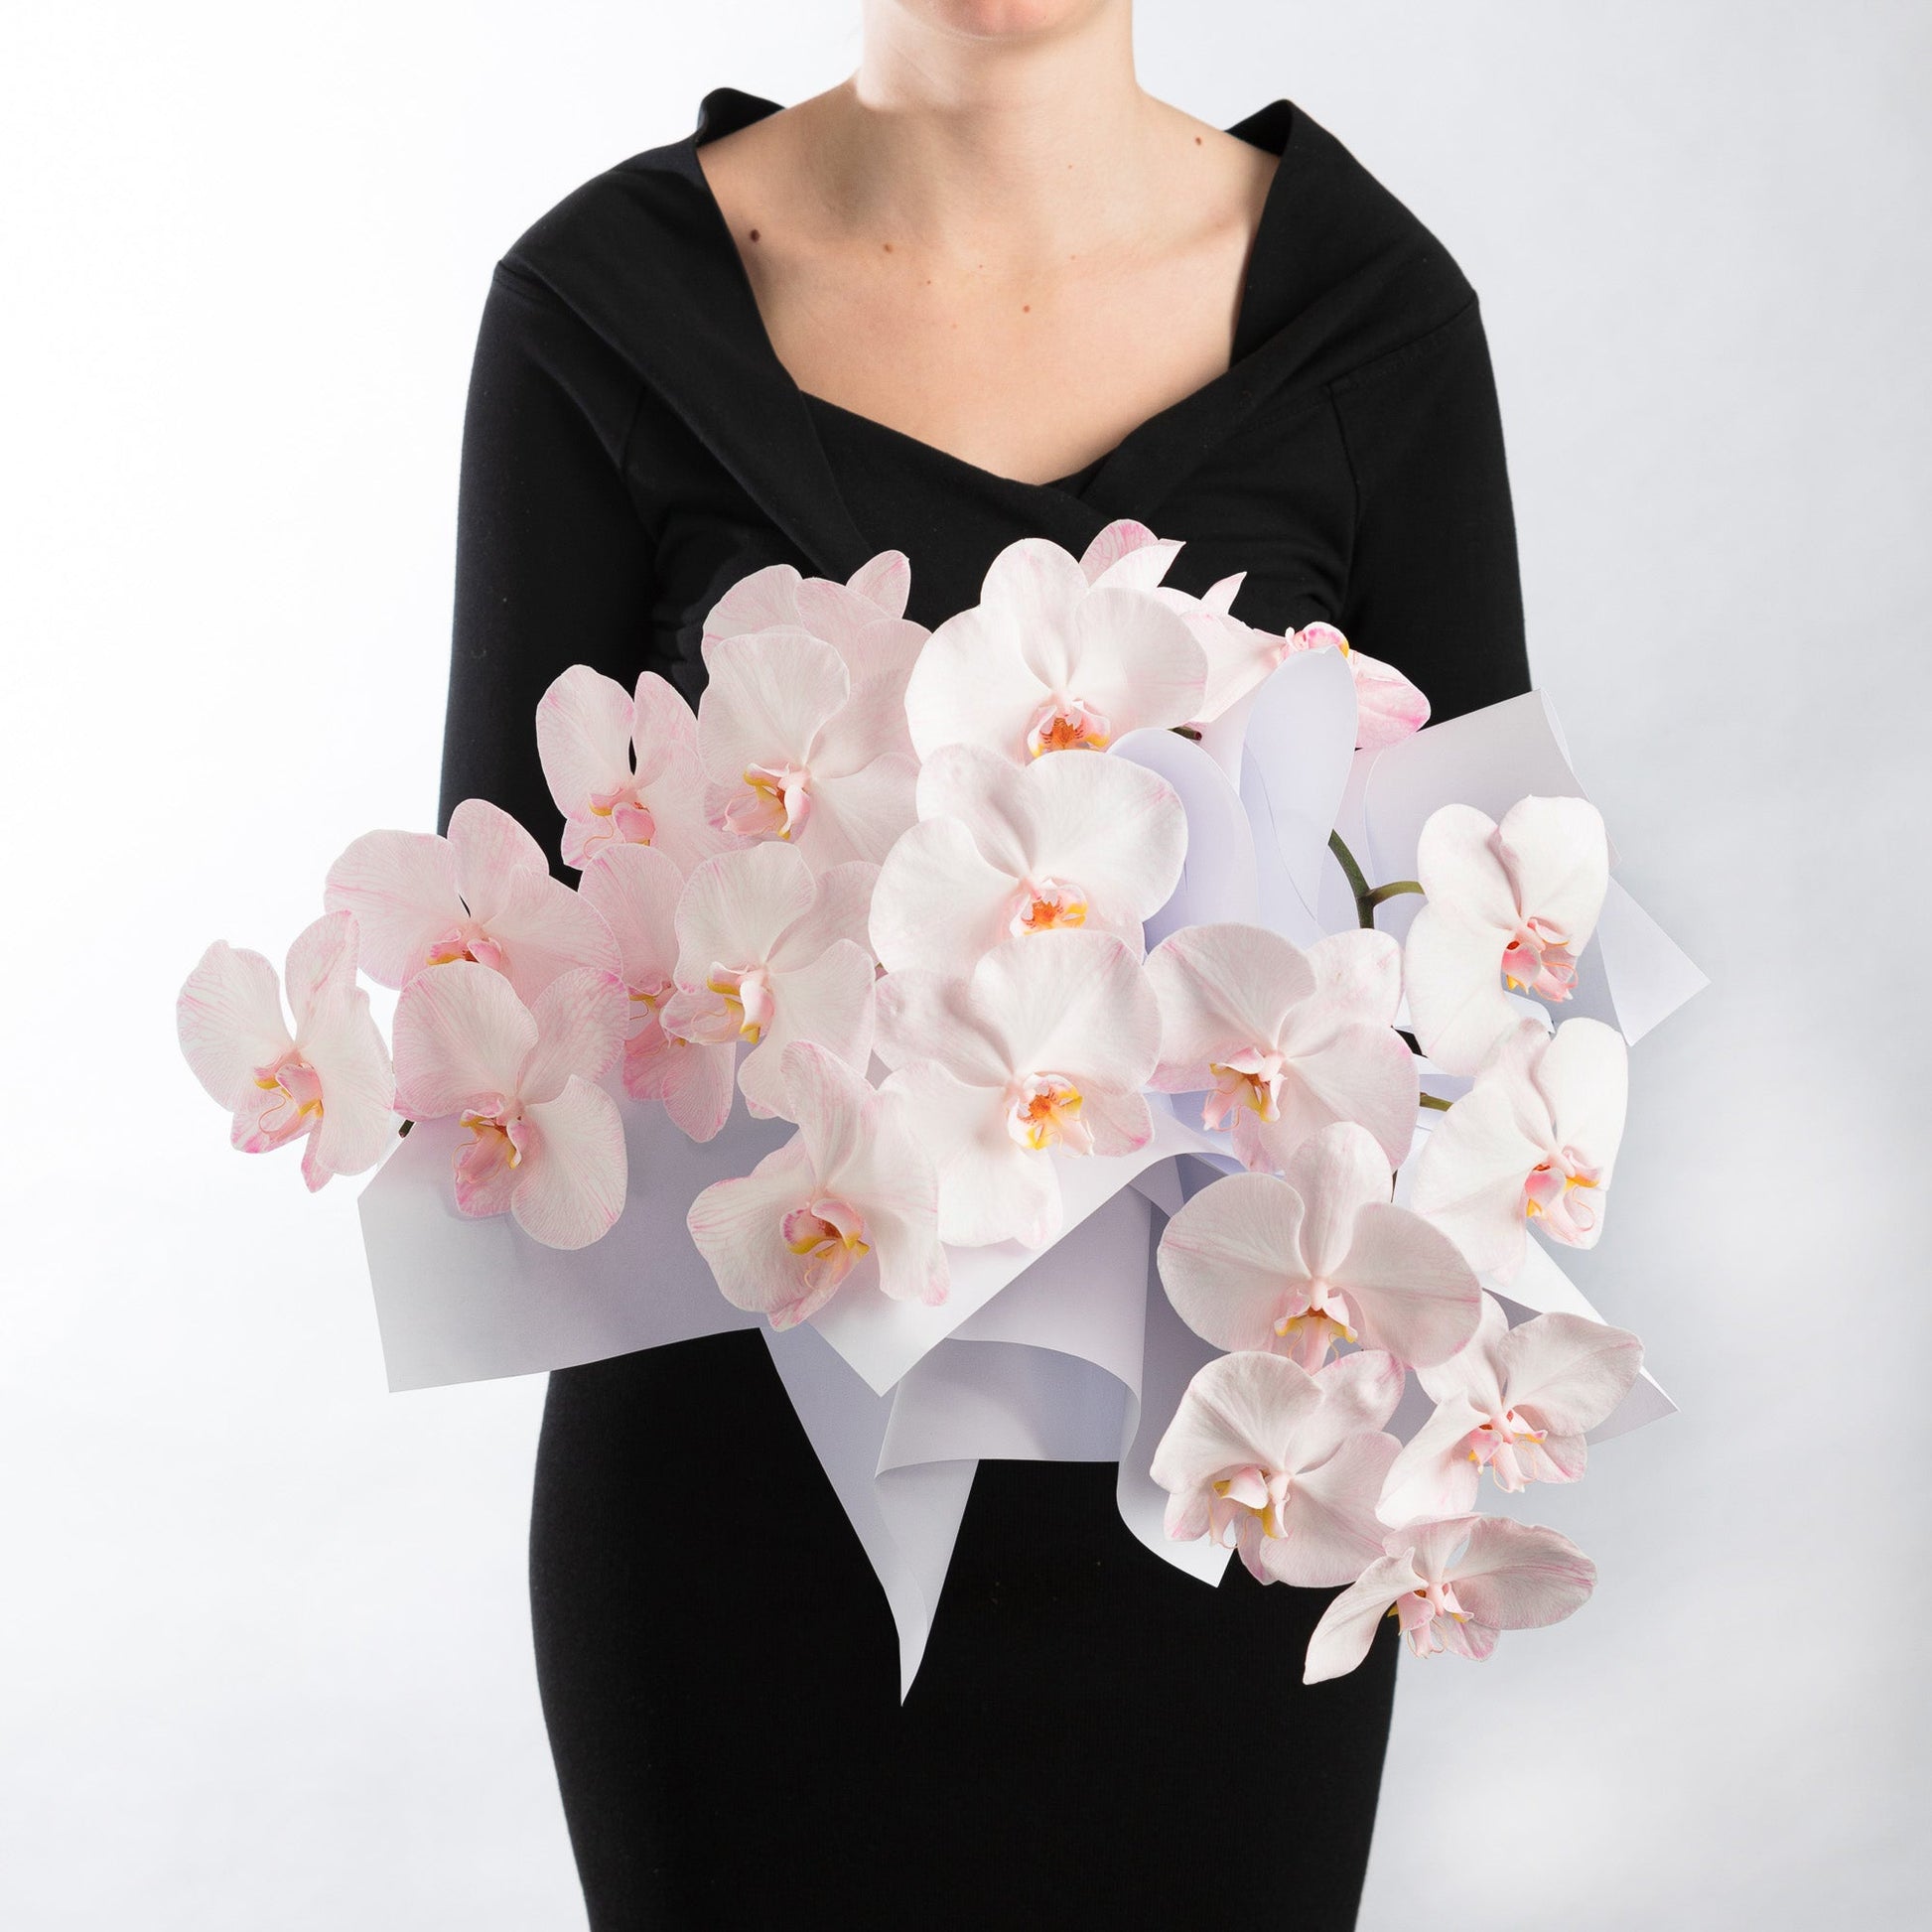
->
[179,521,1695,1687]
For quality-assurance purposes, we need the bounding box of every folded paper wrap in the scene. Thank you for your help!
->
[357,690,1701,1696]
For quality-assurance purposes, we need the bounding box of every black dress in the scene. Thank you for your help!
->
[438,88,1529,1932]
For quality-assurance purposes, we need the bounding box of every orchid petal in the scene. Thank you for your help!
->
[881,1059,1061,1249]
[846,549,911,619]
[1283,1121,1391,1281]
[282,910,359,1019]
[1258,1432,1401,1587]
[482,867,622,1007]
[177,942,293,1109]
[577,842,683,989]
[673,842,817,988]
[1157,1173,1311,1355]
[1442,1517,1596,1631]
[737,938,877,1120]
[1496,1311,1644,1437]
[1374,1397,1486,1527]
[1304,1549,1424,1684]
[296,986,395,1181]
[697,629,849,784]
[519,968,628,1103]
[513,1076,627,1249]
[687,1141,831,1324]
[392,959,537,1119]
[322,829,460,989]
[447,798,549,925]
[536,666,635,823]
[870,817,1022,975]
[1144,924,1317,1085]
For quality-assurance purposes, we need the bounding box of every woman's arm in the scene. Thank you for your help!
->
[1330,301,1531,722]
[440,265,654,873]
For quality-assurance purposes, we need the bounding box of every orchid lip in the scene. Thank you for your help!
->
[1004,1072,1092,1155]
[1006,877,1089,937]
[1025,693,1113,759]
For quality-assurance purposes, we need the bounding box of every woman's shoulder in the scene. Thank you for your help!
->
[1241,100,1483,380]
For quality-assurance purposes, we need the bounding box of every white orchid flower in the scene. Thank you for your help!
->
[1405,796,1610,1075]
[1144,923,1418,1172]
[324,798,619,1008]
[1410,1018,1628,1283]
[703,549,916,644]
[1150,1349,1406,1587]
[534,665,735,875]
[656,842,878,1122]
[1303,1515,1597,1684]
[176,911,394,1191]
[390,961,629,1251]
[1064,522,1428,744]
[578,842,736,1143]
[868,743,1186,974]
[1378,1293,1643,1526]
[687,1041,948,1331]
[902,536,1206,765]
[696,626,918,869]
[874,928,1160,1248]
[1158,1123,1481,1372]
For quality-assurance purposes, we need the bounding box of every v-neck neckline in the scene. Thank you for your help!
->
[674,88,1305,502]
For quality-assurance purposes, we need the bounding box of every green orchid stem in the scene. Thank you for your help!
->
[1327,830,1425,930]
[1419,1092,1453,1113]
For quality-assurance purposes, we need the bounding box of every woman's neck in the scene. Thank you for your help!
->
[803,2,1165,270]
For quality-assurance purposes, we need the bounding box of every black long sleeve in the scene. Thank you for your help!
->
[438,266,653,865]
[1332,300,1530,719]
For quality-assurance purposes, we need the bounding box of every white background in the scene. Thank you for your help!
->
[4,3,1926,1925]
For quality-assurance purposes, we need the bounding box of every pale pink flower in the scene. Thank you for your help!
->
[703,549,916,644]
[656,842,878,1122]
[1405,796,1611,1075]
[1067,522,1426,745]
[324,797,618,1007]
[1158,1123,1481,1372]
[391,960,628,1250]
[687,1041,948,1330]
[1378,1292,1643,1525]
[869,743,1186,974]
[1151,1349,1406,1587]
[1144,923,1419,1172]
[1075,518,1183,589]
[534,665,735,874]
[875,928,1160,1248]
[176,910,394,1191]
[1303,1514,1596,1683]
[697,627,918,869]
[1410,1018,1628,1282]
[578,842,735,1143]
[902,536,1206,765]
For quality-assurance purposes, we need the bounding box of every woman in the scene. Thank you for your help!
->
[440,3,1527,1925]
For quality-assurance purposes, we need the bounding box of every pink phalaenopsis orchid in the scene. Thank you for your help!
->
[535,665,736,876]
[874,928,1160,1248]
[1378,1292,1642,1526]
[391,960,628,1250]
[1144,923,1419,1172]
[1158,1122,1481,1372]
[697,626,919,869]
[1405,795,1610,1075]
[1151,1349,1406,1587]
[697,551,927,870]
[577,842,736,1142]
[177,910,394,1190]
[1411,1017,1628,1283]
[656,842,878,1122]
[1070,522,1428,745]
[1303,1515,1597,1684]
[325,798,618,1008]
[703,550,916,647]
[869,742,1186,974]
[687,1041,948,1330]
[902,536,1206,765]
